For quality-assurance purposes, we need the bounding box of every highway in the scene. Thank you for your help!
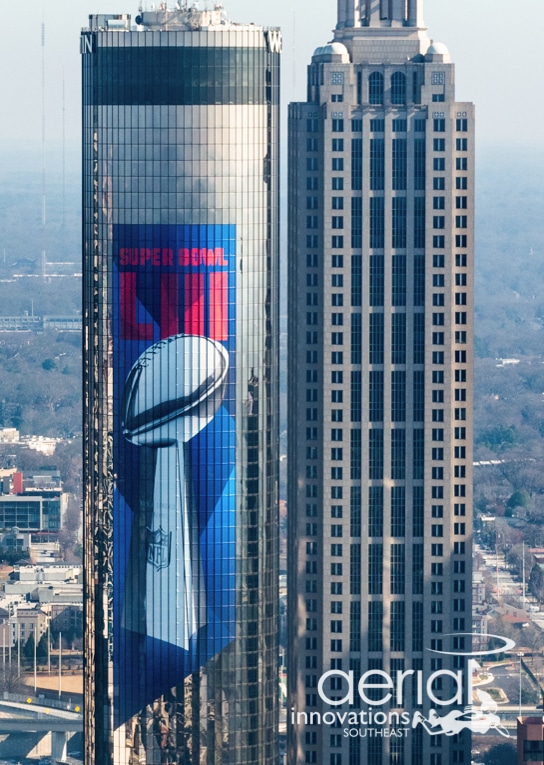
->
[0,700,82,733]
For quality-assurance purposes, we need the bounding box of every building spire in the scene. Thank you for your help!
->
[337,0,424,29]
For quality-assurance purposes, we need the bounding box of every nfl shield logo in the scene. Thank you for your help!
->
[146,527,172,571]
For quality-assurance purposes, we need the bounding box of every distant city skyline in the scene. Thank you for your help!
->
[0,0,543,149]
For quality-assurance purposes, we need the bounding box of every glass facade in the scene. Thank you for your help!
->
[82,11,280,765]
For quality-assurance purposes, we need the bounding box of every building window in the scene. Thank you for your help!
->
[413,429,424,480]
[352,138,362,191]
[369,429,384,480]
[350,600,361,650]
[370,255,385,306]
[391,72,406,104]
[392,139,407,191]
[414,256,425,306]
[391,486,405,537]
[369,72,384,104]
[369,486,384,538]
[392,197,407,248]
[392,255,406,306]
[350,487,361,538]
[390,601,405,651]
[369,313,384,364]
[391,370,406,422]
[391,429,406,480]
[413,313,424,364]
[370,139,385,191]
[351,370,362,422]
[413,372,424,422]
[412,546,423,596]
[332,118,344,132]
[369,370,384,422]
[414,197,425,248]
[391,313,406,364]
[414,138,426,190]
[369,543,383,595]
[390,544,405,594]
[368,601,383,651]
[349,428,362,481]
[412,601,423,649]
[351,252,362,305]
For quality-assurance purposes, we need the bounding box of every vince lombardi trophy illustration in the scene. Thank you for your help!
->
[122,334,229,650]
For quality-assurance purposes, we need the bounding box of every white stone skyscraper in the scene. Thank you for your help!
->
[287,1,474,763]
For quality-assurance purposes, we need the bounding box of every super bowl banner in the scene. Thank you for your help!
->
[112,224,236,724]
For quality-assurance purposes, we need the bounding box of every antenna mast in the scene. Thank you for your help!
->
[41,11,47,281]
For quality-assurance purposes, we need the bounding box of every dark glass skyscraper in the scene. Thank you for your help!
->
[81,8,280,764]
[287,1,474,763]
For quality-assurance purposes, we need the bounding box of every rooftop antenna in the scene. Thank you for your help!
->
[292,11,296,92]
[41,6,47,282]
[61,68,65,244]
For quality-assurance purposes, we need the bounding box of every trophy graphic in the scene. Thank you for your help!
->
[122,334,229,650]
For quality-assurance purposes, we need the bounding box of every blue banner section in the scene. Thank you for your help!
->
[112,224,237,723]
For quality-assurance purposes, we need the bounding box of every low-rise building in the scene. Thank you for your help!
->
[517,717,544,763]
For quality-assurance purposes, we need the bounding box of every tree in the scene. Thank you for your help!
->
[0,664,26,695]
[483,742,517,765]
[36,630,49,662]
[507,488,530,510]
[23,632,35,662]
